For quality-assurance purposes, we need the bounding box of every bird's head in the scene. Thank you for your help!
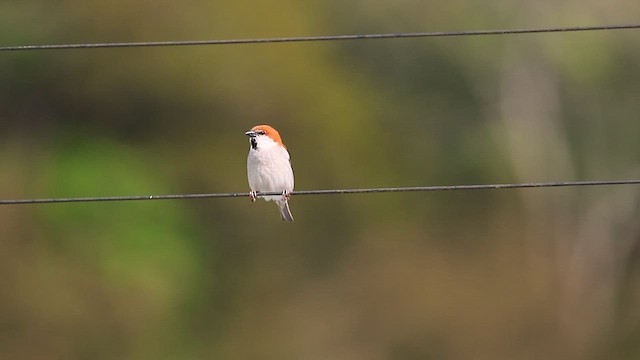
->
[245,125,286,151]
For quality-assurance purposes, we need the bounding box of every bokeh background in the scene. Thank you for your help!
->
[1,1,640,359]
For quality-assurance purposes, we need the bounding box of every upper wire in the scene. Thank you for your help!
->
[1,179,639,205]
[1,24,639,52]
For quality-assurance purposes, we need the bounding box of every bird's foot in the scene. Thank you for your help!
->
[249,190,257,202]
[282,190,291,201]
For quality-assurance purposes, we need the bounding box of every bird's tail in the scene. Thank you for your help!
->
[278,200,294,222]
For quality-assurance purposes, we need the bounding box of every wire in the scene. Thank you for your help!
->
[1,24,639,52]
[2,179,639,205]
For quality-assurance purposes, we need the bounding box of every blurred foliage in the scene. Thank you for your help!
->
[1,0,640,359]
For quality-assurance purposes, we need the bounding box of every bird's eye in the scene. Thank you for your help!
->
[257,130,266,135]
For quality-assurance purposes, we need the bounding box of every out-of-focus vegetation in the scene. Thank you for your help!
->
[1,1,640,359]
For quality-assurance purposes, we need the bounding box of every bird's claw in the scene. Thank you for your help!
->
[249,190,257,202]
[282,190,291,201]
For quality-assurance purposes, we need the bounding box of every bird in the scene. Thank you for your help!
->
[245,124,295,222]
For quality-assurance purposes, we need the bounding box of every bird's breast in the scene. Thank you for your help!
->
[247,147,294,194]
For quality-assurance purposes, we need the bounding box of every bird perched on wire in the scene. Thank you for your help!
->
[245,125,295,222]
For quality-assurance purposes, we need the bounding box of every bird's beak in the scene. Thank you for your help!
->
[245,130,257,137]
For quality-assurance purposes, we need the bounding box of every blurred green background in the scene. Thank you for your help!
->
[1,1,640,359]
